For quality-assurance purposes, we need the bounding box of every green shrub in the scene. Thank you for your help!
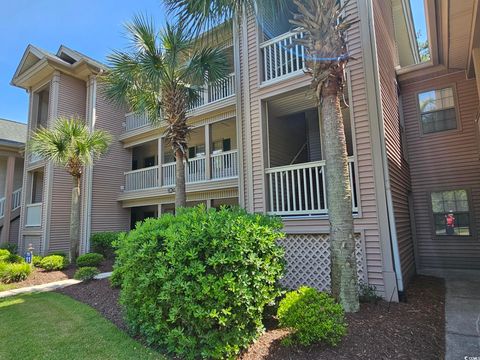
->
[91,231,123,258]
[0,243,17,254]
[49,251,67,258]
[0,262,32,283]
[114,206,285,359]
[4,254,25,264]
[39,255,68,271]
[277,286,347,347]
[74,266,100,281]
[358,281,382,304]
[0,249,10,262]
[32,255,43,267]
[76,253,104,267]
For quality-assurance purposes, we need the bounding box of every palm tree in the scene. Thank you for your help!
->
[167,0,359,311]
[29,117,111,261]
[101,16,229,208]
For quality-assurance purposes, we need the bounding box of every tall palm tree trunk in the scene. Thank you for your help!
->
[175,149,187,208]
[69,176,81,262]
[320,82,359,313]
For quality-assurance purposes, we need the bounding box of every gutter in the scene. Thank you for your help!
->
[365,0,404,293]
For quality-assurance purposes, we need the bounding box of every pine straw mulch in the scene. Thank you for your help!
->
[0,259,113,291]
[57,275,445,360]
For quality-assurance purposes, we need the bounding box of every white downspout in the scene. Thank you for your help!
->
[366,0,404,293]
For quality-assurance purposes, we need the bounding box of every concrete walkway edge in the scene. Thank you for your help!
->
[0,271,112,299]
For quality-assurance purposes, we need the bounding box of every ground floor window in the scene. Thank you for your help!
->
[431,189,470,236]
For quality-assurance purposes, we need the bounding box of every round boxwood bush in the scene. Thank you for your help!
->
[0,249,10,262]
[90,231,123,258]
[74,266,100,281]
[76,253,104,267]
[113,206,285,359]
[32,255,43,267]
[39,255,68,271]
[277,286,347,346]
[0,262,32,283]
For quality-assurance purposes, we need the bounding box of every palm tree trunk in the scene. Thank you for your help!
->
[175,149,187,208]
[320,83,359,313]
[69,176,81,262]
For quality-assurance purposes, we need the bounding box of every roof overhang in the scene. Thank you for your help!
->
[11,45,105,90]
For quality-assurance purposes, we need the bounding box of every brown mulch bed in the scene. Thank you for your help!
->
[0,259,114,291]
[57,275,445,360]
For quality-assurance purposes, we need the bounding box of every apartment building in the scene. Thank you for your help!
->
[10,0,480,300]
[0,119,26,248]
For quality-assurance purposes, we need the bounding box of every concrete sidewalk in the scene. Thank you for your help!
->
[437,270,480,360]
[0,271,112,299]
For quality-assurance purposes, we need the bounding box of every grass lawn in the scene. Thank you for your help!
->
[0,292,164,360]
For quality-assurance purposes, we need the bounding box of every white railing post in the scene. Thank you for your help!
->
[205,125,211,180]
[0,197,5,219]
[124,166,159,191]
[211,150,239,180]
[11,188,22,210]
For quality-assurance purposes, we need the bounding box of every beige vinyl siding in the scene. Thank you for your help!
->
[373,1,415,282]
[48,74,86,253]
[90,87,130,233]
[239,0,387,292]
[8,217,20,246]
[400,71,480,270]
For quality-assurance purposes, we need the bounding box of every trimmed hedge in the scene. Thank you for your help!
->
[113,206,285,359]
[0,262,32,283]
[90,232,123,258]
[76,253,104,267]
[277,286,347,346]
[39,255,68,271]
[74,266,100,281]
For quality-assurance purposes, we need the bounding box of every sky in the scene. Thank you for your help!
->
[411,0,428,42]
[0,0,167,123]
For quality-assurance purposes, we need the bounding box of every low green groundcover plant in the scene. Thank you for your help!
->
[277,286,347,347]
[113,205,285,359]
[32,255,43,267]
[76,253,104,267]
[0,249,10,262]
[39,255,68,271]
[3,254,25,264]
[74,266,100,281]
[0,262,31,283]
[91,231,123,258]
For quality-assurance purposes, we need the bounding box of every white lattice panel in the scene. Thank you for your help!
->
[278,233,366,291]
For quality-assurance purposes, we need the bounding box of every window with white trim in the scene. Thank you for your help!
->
[418,87,457,134]
[431,190,470,236]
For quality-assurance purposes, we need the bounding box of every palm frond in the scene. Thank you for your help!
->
[28,117,112,176]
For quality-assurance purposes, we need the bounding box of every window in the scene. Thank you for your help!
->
[188,144,205,158]
[212,138,231,154]
[431,190,470,236]
[418,87,457,134]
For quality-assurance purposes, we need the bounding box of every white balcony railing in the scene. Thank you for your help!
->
[189,73,236,111]
[186,157,206,183]
[125,150,239,191]
[0,197,5,218]
[124,74,236,133]
[124,166,159,191]
[266,157,358,216]
[260,31,305,84]
[211,150,239,179]
[26,203,42,227]
[12,188,21,210]
[124,112,150,132]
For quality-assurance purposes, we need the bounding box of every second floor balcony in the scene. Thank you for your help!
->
[124,150,239,191]
[123,73,236,134]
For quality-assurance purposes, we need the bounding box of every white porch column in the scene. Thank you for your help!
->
[1,155,16,244]
[205,124,211,180]
[158,137,164,187]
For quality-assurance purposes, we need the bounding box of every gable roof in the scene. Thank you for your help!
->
[11,44,107,90]
[0,119,27,147]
